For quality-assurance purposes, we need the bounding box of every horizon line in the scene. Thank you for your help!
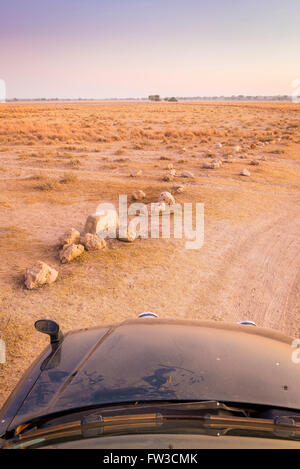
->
[3,95,294,102]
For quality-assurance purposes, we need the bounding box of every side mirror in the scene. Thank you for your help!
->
[34,319,63,344]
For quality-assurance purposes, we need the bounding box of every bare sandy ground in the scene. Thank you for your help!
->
[0,101,299,405]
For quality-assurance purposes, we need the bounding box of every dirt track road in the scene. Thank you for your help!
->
[122,193,300,337]
[192,205,300,336]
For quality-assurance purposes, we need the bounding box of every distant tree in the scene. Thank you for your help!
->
[148,94,160,101]
[163,97,178,102]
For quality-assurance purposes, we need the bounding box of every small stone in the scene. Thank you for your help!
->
[163,174,174,182]
[212,159,222,168]
[59,228,80,246]
[240,168,251,177]
[202,161,220,169]
[250,160,259,166]
[180,171,194,178]
[167,163,173,170]
[59,243,84,263]
[81,233,106,251]
[25,261,58,290]
[163,167,176,181]
[132,190,146,201]
[84,210,119,238]
[175,185,185,194]
[158,191,175,205]
[130,169,143,177]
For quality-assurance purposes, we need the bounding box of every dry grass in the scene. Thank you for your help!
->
[0,101,298,149]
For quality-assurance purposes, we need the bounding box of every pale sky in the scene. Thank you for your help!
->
[0,0,299,98]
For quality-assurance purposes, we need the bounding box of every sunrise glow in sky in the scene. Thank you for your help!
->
[0,0,299,99]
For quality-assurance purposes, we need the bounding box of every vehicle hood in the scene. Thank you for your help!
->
[1,319,299,434]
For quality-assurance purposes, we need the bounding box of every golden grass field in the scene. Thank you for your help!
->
[0,100,300,406]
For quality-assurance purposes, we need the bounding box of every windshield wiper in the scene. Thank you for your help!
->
[3,402,300,449]
[0,400,248,443]
[4,400,300,443]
